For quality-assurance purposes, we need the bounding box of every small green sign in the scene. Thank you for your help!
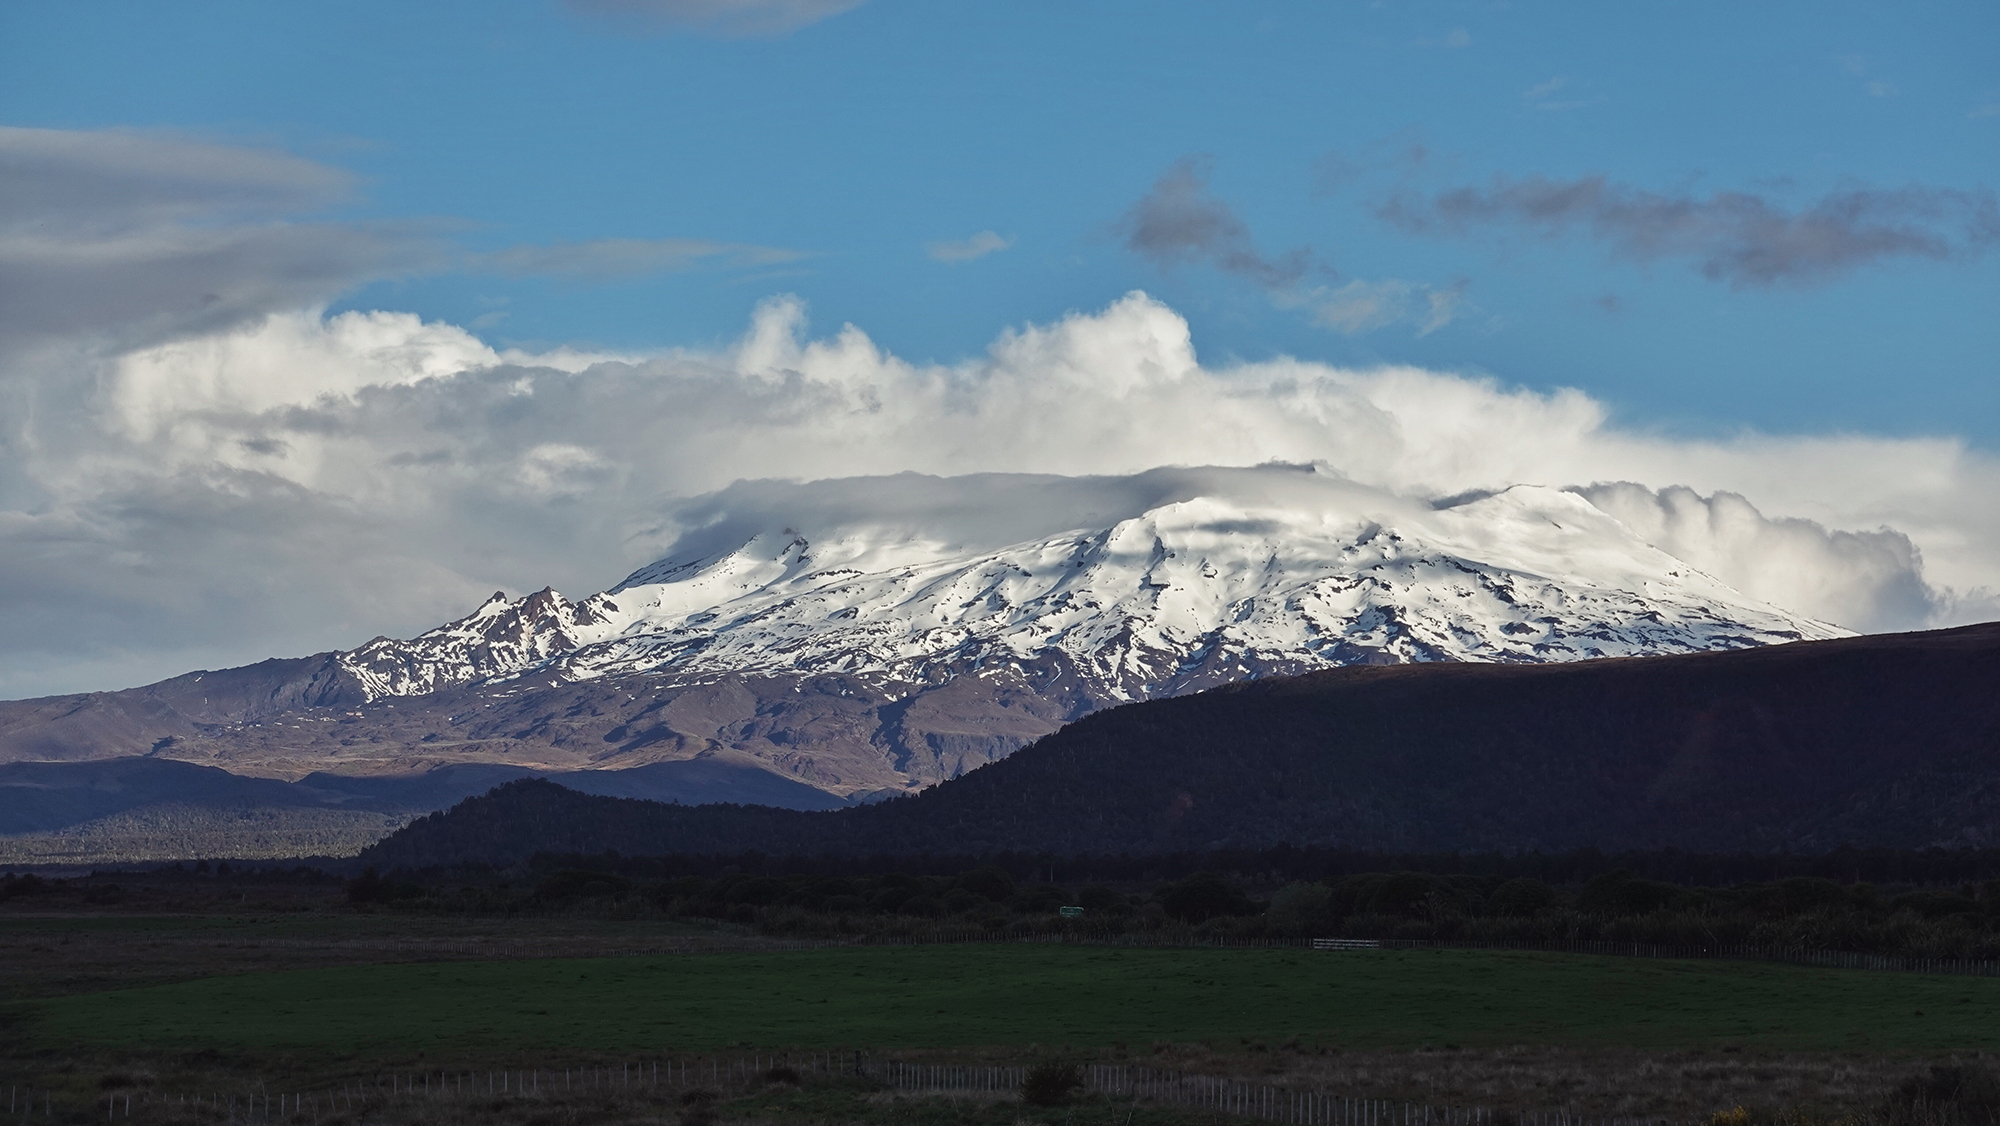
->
[1059,906,1084,918]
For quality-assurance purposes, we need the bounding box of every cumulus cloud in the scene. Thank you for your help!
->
[2,133,1993,697]
[927,231,1013,263]
[1570,483,1942,633]
[1120,156,1312,289]
[563,0,865,37]
[1379,173,2000,288]
[4,290,1993,697]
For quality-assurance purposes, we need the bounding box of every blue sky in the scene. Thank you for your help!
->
[2,1,1998,697]
[6,0,1995,440]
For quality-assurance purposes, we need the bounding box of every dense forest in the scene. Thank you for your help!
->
[357,623,2000,867]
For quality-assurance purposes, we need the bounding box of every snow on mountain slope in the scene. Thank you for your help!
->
[338,465,1847,703]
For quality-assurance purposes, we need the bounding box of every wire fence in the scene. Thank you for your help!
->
[20,1052,1685,1126]
[29,1053,842,1124]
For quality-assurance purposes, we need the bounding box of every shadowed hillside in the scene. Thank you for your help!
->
[358,623,2000,868]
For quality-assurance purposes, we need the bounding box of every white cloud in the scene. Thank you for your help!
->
[1,131,1991,694]
[1521,75,1601,112]
[1523,76,1566,105]
[3,291,1993,698]
[564,0,865,37]
[108,311,505,440]
[926,231,1013,263]
[1570,483,1946,633]
[1291,278,1470,336]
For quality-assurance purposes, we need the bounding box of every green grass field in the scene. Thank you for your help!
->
[22,945,2000,1054]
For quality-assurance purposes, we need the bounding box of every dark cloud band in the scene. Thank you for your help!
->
[1119,156,1314,290]
[1378,173,1999,288]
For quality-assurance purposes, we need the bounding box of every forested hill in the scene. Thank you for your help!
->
[357,622,2000,869]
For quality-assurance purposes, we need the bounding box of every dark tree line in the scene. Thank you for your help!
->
[356,625,2000,867]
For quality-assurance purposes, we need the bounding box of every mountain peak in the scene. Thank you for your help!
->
[337,467,1845,711]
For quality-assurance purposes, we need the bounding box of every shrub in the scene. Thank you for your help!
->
[1579,870,1685,916]
[678,1088,720,1126]
[1159,873,1256,923]
[1020,1061,1084,1107]
[96,1073,152,1090]
[1889,891,1982,921]
[1268,882,1335,927]
[869,885,918,912]
[1742,878,1853,918]
[797,877,857,908]
[1368,872,1450,918]
[345,867,399,904]
[1487,878,1557,917]
[1011,883,1071,914]
[724,876,790,907]
[1883,1064,2000,1126]
[1078,885,1126,911]
[1329,872,1469,920]
[954,866,1017,902]
[0,873,52,901]
[532,869,632,902]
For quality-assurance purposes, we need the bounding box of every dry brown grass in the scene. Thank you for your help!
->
[860,1043,1999,1121]
[10,1050,2000,1126]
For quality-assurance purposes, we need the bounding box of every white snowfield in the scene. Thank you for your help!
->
[337,465,1850,703]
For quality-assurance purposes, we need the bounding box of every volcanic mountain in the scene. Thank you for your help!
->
[358,621,2000,865]
[0,465,1843,835]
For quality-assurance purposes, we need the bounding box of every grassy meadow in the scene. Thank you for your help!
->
[23,944,2000,1055]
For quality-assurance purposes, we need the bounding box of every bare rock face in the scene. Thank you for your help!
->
[341,587,617,698]
[0,654,366,765]
[0,466,1847,804]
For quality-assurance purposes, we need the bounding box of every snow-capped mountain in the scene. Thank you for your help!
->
[339,465,1846,705]
[0,465,1853,806]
